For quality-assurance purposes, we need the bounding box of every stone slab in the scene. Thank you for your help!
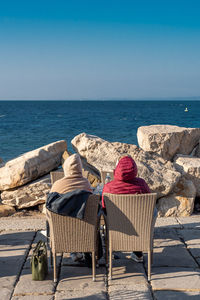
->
[0,276,16,300]
[55,290,106,300]
[13,268,56,296]
[0,230,35,248]
[176,215,200,229]
[197,258,200,265]
[154,290,200,299]
[146,245,198,268]
[107,254,148,287]
[0,230,35,300]
[109,286,153,300]
[0,249,28,275]
[154,228,183,247]
[0,217,46,231]
[57,266,106,292]
[151,267,200,291]
[12,296,54,300]
[155,217,181,229]
[177,229,200,258]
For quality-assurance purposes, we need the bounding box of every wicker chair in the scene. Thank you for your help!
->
[46,194,99,282]
[100,170,114,184]
[47,170,99,282]
[103,192,157,281]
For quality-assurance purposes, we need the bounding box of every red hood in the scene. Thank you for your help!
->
[114,156,137,182]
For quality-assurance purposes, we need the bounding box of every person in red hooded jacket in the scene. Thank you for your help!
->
[102,155,151,263]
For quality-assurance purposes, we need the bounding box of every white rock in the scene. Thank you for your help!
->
[1,174,51,209]
[157,177,196,217]
[71,133,181,198]
[0,140,67,191]
[137,125,200,161]
[174,155,200,196]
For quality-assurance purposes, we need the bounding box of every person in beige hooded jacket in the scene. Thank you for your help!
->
[50,153,92,194]
[50,153,92,263]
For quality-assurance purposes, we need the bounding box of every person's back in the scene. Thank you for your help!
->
[49,153,92,263]
[102,155,151,263]
[102,155,150,208]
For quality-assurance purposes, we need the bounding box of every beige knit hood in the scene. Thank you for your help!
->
[63,153,82,178]
[50,154,92,194]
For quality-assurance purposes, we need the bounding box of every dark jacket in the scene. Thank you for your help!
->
[46,189,92,219]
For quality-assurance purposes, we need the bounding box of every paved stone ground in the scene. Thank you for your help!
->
[0,214,200,300]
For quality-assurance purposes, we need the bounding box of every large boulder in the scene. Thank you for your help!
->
[174,155,200,196]
[1,174,51,209]
[157,177,196,217]
[71,133,181,198]
[0,140,67,191]
[192,142,200,157]
[137,125,200,161]
[0,204,16,217]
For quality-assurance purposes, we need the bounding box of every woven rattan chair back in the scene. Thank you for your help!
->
[47,171,99,282]
[46,194,99,282]
[100,170,114,184]
[103,192,157,281]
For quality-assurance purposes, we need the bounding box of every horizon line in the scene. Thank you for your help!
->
[0,98,200,101]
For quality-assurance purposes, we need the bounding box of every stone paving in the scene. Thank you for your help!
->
[0,215,200,299]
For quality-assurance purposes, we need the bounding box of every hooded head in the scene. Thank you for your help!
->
[114,156,137,182]
[63,154,82,177]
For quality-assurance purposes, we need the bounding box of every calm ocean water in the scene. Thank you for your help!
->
[0,100,200,162]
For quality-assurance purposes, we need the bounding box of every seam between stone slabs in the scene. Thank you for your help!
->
[175,217,184,229]
[177,231,200,268]
[13,292,54,296]
[176,216,200,230]
[9,230,37,300]
[153,288,200,292]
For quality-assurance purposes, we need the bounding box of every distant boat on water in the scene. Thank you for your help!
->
[184,107,188,112]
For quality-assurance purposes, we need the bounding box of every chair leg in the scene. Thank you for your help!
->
[50,249,53,266]
[109,249,112,280]
[105,226,109,267]
[151,249,153,265]
[53,253,57,283]
[92,251,96,282]
[148,250,151,281]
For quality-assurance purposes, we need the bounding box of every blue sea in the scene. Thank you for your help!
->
[0,100,200,162]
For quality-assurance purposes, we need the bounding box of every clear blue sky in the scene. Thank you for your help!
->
[0,0,200,100]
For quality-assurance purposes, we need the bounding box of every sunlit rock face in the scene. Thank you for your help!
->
[174,155,200,197]
[137,125,200,161]
[1,174,51,209]
[0,140,67,191]
[71,133,181,198]
[157,177,196,217]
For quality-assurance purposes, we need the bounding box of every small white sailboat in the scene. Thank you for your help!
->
[184,107,188,112]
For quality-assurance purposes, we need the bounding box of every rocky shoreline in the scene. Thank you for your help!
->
[1,125,200,217]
